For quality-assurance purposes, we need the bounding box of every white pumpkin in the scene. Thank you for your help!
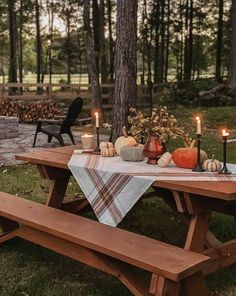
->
[101,147,115,157]
[99,141,113,151]
[114,127,137,155]
[202,155,222,172]
[120,145,144,162]
[158,152,172,167]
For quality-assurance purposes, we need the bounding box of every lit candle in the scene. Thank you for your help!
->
[196,116,201,134]
[222,129,229,137]
[219,129,231,174]
[95,112,99,128]
[81,134,94,150]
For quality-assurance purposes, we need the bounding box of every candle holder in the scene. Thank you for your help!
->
[94,127,101,153]
[192,133,205,172]
[219,136,231,175]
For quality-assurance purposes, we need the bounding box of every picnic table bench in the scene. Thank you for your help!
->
[0,192,209,296]
[2,144,236,294]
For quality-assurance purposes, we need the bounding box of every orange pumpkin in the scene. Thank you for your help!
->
[172,141,207,169]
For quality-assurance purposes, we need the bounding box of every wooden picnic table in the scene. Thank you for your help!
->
[15,145,236,278]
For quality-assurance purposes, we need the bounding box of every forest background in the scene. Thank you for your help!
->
[0,0,230,86]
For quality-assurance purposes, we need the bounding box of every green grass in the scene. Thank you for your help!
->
[1,106,236,295]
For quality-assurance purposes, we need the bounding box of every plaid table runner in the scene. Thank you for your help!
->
[68,154,236,227]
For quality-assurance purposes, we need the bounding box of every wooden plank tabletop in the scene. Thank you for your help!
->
[16,146,236,201]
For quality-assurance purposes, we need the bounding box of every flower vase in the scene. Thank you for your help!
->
[143,132,164,164]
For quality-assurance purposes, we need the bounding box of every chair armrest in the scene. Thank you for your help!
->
[74,117,92,125]
[54,115,66,120]
[37,118,63,124]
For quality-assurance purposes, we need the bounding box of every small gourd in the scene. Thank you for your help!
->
[99,141,114,151]
[203,155,222,172]
[101,143,116,157]
[158,152,172,167]
[120,144,144,162]
[114,127,137,155]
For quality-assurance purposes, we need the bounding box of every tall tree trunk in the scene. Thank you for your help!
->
[111,0,137,142]
[83,0,103,120]
[184,0,189,80]
[228,0,236,89]
[47,0,54,84]
[164,0,170,81]
[66,14,71,84]
[183,0,193,80]
[107,0,114,81]
[35,0,42,89]
[19,0,23,84]
[215,0,224,82]
[143,0,151,83]
[154,1,160,83]
[179,0,184,81]
[100,0,108,84]
[92,0,100,75]
[8,0,17,85]
[157,0,165,83]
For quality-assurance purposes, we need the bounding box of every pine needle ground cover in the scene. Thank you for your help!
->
[1,106,236,296]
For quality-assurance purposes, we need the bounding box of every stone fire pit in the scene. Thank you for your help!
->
[0,116,19,140]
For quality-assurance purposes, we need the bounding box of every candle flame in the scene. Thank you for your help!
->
[195,116,200,121]
[222,129,229,137]
[95,112,98,117]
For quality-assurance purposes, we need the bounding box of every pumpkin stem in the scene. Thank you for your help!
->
[122,126,128,137]
[211,154,215,161]
[190,140,196,149]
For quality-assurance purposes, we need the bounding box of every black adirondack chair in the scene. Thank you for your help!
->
[32,97,83,147]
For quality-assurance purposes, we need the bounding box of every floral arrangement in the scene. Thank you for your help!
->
[128,106,191,146]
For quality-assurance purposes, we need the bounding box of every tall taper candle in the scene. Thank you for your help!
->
[95,112,99,128]
[219,129,231,174]
[196,116,201,134]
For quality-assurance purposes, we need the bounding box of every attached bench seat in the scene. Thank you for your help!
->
[0,192,210,296]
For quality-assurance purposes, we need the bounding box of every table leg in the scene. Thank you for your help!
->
[184,272,208,296]
[37,164,71,209]
[36,164,90,212]
[46,178,70,208]
[184,213,210,252]
[154,276,181,296]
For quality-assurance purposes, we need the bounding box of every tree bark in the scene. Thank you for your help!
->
[92,0,100,74]
[228,0,236,89]
[107,0,114,81]
[8,0,17,84]
[157,0,165,83]
[216,0,224,83]
[35,0,42,89]
[100,0,108,84]
[154,1,160,83]
[66,13,71,84]
[19,0,23,84]
[83,0,103,120]
[165,0,170,81]
[111,0,137,142]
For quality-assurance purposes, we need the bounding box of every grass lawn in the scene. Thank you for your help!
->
[1,106,236,295]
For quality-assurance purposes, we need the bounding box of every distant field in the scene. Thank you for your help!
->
[0,72,216,85]
[0,74,90,84]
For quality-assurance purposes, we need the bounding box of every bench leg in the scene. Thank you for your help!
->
[154,276,181,296]
[0,217,19,244]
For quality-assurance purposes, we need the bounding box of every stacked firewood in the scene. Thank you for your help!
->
[0,100,62,123]
[198,84,236,106]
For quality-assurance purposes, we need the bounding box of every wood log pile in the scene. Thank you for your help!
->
[197,84,236,106]
[0,100,62,123]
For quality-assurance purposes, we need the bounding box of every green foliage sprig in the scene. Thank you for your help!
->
[128,106,192,146]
